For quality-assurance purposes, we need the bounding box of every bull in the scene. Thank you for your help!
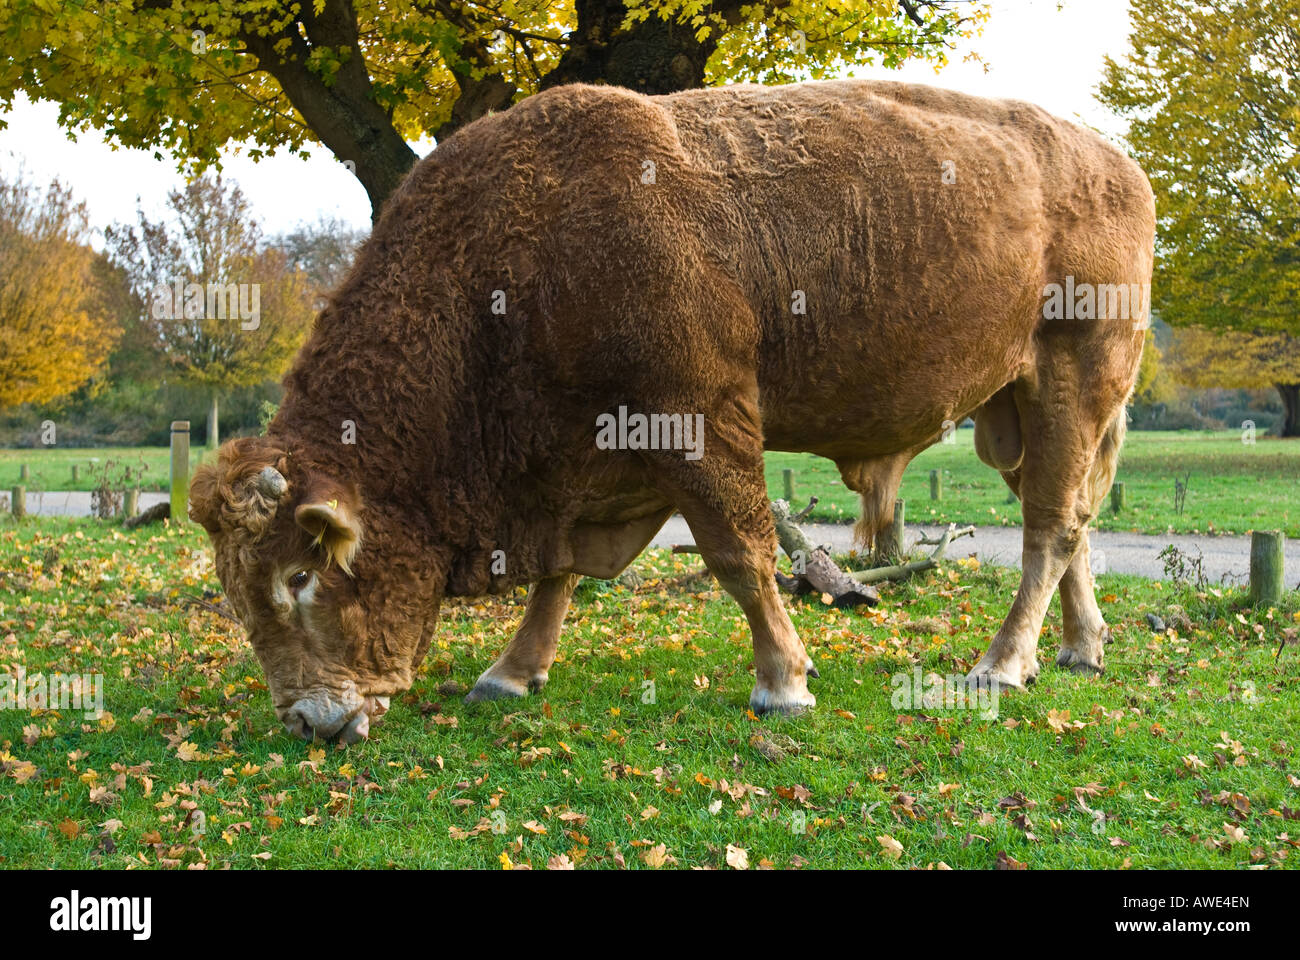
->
[190,79,1154,741]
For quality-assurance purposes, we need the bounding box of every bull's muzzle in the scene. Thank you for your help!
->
[281,688,390,744]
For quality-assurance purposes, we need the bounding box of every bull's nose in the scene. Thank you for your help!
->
[336,710,370,744]
[283,693,367,743]
[282,708,315,741]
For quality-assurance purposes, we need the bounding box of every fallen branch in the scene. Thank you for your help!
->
[670,498,878,608]
[791,496,818,522]
[850,522,971,584]
[771,499,878,608]
[123,501,170,530]
[915,525,976,546]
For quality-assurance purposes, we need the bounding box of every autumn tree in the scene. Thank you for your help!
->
[1,1,986,215]
[273,215,368,309]
[105,174,315,449]
[0,168,119,408]
[1098,0,1300,431]
[1169,327,1300,436]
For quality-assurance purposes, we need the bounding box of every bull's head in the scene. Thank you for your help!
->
[190,437,440,743]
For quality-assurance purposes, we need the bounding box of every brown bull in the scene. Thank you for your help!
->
[190,79,1154,741]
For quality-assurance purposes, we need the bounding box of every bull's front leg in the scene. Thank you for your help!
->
[665,483,817,715]
[466,573,583,701]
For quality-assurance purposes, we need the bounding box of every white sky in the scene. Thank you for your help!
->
[0,0,1134,238]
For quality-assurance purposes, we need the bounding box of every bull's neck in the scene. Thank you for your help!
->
[273,287,552,595]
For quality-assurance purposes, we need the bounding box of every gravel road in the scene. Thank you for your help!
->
[649,516,1298,587]
[19,493,1296,586]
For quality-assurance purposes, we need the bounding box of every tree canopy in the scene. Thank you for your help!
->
[1098,0,1299,335]
[2,0,987,213]
[104,174,316,445]
[0,168,120,408]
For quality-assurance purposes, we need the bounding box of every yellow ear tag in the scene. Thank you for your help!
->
[327,498,338,511]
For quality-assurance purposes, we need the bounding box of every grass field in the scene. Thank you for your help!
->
[3,430,1296,536]
[764,429,1300,537]
[1,516,1297,869]
[0,447,212,494]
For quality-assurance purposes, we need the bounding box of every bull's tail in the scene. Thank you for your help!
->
[1086,404,1128,519]
[839,453,912,551]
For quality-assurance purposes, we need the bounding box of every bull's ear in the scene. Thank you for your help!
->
[295,490,362,575]
[189,463,222,533]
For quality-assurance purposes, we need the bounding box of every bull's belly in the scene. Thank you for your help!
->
[759,356,1024,461]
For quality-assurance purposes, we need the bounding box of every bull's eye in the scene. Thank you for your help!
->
[287,570,311,592]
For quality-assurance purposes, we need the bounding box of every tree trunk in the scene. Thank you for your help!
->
[236,0,717,216]
[207,393,219,451]
[1276,383,1299,437]
[236,0,420,217]
[540,0,717,95]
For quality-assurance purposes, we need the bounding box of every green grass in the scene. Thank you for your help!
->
[5,430,1297,537]
[1,516,1297,869]
[0,447,212,493]
[766,429,1300,537]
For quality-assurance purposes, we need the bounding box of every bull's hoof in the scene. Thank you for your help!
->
[965,670,1021,693]
[966,656,1037,692]
[750,683,816,716]
[1055,647,1104,675]
[465,672,529,703]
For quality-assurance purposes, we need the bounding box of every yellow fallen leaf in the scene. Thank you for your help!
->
[877,835,904,860]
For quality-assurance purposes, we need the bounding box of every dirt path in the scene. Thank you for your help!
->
[25,493,1297,586]
[13,490,170,518]
[650,516,1299,587]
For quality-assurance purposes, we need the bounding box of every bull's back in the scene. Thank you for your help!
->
[651,80,1153,459]
[407,80,1152,468]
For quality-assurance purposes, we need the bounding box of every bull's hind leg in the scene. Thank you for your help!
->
[968,374,1129,690]
[466,573,583,701]
[999,468,1109,675]
[1056,531,1108,673]
[1055,410,1127,674]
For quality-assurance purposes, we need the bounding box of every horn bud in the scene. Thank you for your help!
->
[256,466,287,499]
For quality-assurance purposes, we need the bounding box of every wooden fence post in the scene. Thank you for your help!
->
[170,421,190,523]
[71,464,79,483]
[11,486,25,518]
[1110,482,1125,513]
[930,469,942,501]
[782,468,795,503]
[19,464,28,482]
[124,487,140,519]
[1249,530,1285,606]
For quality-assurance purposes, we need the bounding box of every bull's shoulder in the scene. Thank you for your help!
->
[483,83,676,150]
